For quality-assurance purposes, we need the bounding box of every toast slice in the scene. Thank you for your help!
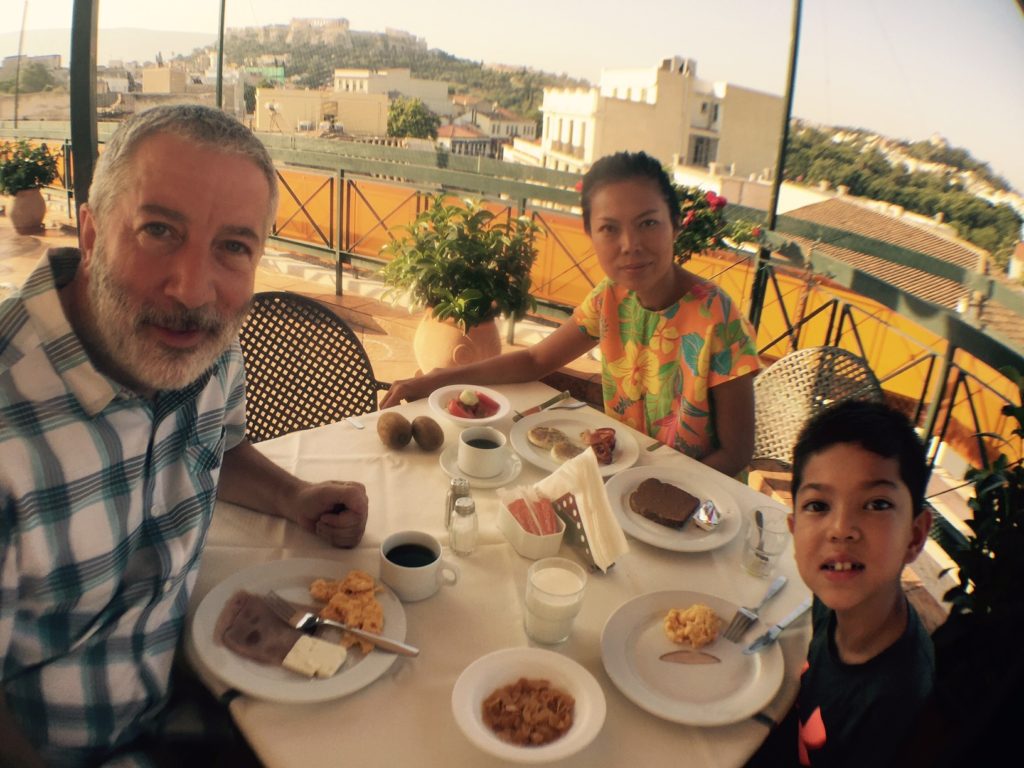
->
[628,478,700,529]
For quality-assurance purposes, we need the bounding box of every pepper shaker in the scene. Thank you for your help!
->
[450,496,478,555]
[445,477,471,529]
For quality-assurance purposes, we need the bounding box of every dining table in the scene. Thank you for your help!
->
[184,381,812,767]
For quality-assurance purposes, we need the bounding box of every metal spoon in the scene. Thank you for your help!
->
[753,509,769,563]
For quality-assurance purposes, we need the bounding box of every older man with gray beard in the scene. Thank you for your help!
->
[0,105,369,767]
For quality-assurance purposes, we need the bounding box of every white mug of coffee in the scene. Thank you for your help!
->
[457,426,507,478]
[380,530,459,602]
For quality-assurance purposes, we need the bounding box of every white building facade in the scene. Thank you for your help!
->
[332,67,451,117]
[533,56,783,178]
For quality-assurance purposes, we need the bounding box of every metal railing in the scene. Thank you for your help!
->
[3,120,1020,481]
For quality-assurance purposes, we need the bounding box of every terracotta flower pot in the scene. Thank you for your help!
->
[10,188,46,235]
[412,314,502,373]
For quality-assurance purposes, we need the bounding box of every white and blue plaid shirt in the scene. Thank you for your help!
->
[0,250,246,766]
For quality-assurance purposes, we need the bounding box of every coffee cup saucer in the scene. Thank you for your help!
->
[439,445,523,489]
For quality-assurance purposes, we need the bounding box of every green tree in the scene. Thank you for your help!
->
[387,97,440,139]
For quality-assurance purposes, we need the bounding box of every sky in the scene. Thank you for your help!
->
[3,0,1023,193]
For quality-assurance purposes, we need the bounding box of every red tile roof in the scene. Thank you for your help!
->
[782,197,1023,349]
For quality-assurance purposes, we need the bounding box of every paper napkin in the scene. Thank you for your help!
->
[533,449,629,572]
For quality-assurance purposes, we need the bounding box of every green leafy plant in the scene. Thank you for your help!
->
[673,185,762,262]
[942,366,1024,618]
[379,196,539,331]
[0,140,59,195]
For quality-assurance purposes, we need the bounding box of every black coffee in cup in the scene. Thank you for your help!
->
[385,543,437,568]
[465,438,499,449]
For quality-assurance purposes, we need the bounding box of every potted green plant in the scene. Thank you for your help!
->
[899,366,1024,764]
[0,139,59,235]
[379,195,539,372]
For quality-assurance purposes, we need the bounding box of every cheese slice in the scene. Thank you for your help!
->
[281,635,348,679]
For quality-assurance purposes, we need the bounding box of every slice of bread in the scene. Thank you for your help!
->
[527,426,569,449]
[628,478,700,529]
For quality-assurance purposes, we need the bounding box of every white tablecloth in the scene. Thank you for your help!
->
[185,382,810,767]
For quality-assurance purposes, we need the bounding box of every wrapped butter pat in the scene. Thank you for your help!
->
[282,635,347,678]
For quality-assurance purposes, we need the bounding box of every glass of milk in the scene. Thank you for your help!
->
[524,557,588,644]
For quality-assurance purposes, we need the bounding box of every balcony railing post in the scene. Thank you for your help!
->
[335,170,343,296]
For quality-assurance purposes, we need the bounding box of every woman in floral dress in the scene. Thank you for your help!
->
[382,151,760,477]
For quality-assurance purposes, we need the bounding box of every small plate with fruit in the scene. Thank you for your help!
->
[428,385,511,427]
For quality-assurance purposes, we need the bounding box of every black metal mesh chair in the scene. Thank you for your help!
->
[238,291,390,443]
[753,345,884,466]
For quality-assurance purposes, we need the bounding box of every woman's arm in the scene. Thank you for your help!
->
[380,320,596,407]
[700,371,756,477]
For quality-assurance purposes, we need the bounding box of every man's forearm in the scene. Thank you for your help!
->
[216,440,305,523]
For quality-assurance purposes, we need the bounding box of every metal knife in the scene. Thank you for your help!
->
[743,596,813,655]
[511,390,571,421]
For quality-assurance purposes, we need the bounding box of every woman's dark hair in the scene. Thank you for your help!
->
[791,399,930,516]
[580,151,681,233]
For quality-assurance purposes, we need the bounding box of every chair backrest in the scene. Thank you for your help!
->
[753,346,883,465]
[238,291,390,443]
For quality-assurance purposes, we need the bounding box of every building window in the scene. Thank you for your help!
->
[690,135,718,167]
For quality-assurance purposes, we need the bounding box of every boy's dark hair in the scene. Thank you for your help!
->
[580,151,681,233]
[791,399,929,515]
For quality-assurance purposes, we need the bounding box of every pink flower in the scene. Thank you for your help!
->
[682,210,697,227]
[574,180,583,193]
[752,225,762,237]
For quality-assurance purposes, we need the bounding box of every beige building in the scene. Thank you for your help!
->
[332,68,451,117]
[141,67,187,94]
[533,56,783,178]
[254,88,388,136]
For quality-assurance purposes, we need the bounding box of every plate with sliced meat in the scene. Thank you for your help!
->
[604,465,743,552]
[508,410,639,478]
[188,558,407,703]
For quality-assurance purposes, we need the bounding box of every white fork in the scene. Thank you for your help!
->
[723,576,787,642]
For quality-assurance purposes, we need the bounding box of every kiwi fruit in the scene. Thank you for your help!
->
[377,411,412,449]
[411,416,444,451]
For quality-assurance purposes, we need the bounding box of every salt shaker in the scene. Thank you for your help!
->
[450,496,478,555]
[445,477,471,529]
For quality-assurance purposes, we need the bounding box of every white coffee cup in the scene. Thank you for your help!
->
[457,426,507,478]
[380,530,459,602]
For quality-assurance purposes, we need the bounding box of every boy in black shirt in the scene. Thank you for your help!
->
[749,400,934,767]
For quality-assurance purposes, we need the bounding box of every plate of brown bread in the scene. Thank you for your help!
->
[508,409,639,478]
[604,464,742,552]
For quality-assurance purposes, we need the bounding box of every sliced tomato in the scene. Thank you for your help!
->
[447,398,475,418]
[475,391,501,416]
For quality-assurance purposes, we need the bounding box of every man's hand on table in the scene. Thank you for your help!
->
[218,442,369,548]
[292,480,369,548]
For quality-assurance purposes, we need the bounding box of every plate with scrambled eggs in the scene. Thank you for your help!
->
[600,590,784,726]
[189,558,407,703]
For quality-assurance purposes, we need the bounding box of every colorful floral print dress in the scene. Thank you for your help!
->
[572,276,762,459]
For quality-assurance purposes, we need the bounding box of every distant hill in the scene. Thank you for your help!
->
[0,28,215,67]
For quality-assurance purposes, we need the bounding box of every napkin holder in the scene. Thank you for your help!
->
[551,492,606,572]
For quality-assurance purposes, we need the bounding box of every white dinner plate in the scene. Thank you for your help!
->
[601,590,784,726]
[439,444,523,489]
[428,384,512,427]
[190,558,407,703]
[508,410,640,478]
[604,464,742,552]
[452,647,606,763]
